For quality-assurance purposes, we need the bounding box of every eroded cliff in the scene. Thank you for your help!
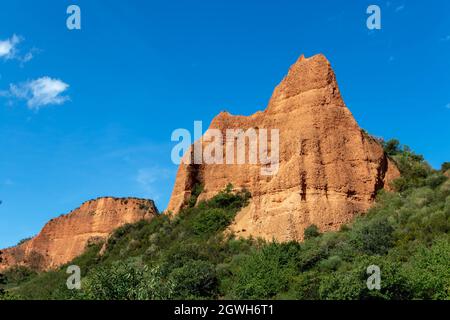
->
[167,54,400,241]
[0,197,158,271]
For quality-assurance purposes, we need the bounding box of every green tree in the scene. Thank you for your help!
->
[352,218,394,255]
[404,238,450,299]
[169,260,217,299]
[232,244,295,299]
[383,139,401,156]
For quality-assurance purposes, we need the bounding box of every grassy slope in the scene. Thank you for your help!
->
[1,141,449,300]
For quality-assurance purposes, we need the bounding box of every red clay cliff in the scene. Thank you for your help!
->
[167,54,400,241]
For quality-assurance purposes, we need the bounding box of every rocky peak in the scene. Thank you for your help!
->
[267,54,341,113]
[167,53,400,241]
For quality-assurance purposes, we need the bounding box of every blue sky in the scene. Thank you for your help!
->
[0,0,449,248]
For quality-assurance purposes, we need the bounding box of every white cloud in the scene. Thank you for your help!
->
[21,51,34,63]
[0,34,37,66]
[395,5,405,12]
[446,103,450,109]
[0,34,21,59]
[441,35,450,42]
[2,77,70,109]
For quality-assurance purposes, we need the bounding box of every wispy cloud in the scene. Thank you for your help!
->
[0,34,35,65]
[395,5,405,12]
[136,167,172,200]
[0,34,20,59]
[1,77,70,110]
[441,35,450,42]
[446,103,450,109]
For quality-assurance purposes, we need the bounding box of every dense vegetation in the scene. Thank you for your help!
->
[1,140,449,300]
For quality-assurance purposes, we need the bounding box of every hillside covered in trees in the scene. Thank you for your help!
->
[1,140,449,300]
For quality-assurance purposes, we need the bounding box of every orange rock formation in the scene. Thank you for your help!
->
[167,54,400,241]
[0,197,158,271]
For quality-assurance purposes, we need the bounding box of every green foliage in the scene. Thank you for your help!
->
[187,183,204,208]
[318,257,412,300]
[318,255,342,272]
[231,243,297,299]
[351,218,394,255]
[83,261,174,300]
[0,273,6,298]
[383,139,436,192]
[5,185,251,300]
[5,141,450,300]
[3,266,36,285]
[304,224,320,240]
[205,185,251,210]
[404,238,450,299]
[0,290,20,300]
[383,139,401,156]
[169,260,217,299]
[441,162,450,172]
[288,271,322,300]
[190,208,235,235]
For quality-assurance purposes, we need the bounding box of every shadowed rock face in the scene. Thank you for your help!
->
[167,54,400,241]
[0,197,158,271]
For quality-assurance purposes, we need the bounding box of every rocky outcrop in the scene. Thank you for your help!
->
[167,54,400,241]
[0,197,158,271]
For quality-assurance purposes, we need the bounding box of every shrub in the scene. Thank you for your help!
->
[352,218,394,255]
[304,224,321,240]
[190,208,234,235]
[231,244,295,299]
[425,173,447,189]
[296,240,328,271]
[383,139,401,156]
[290,271,322,300]
[318,255,342,272]
[169,260,217,299]
[441,162,450,172]
[319,257,412,300]
[404,238,450,299]
[3,266,36,285]
[187,183,204,208]
[84,261,174,300]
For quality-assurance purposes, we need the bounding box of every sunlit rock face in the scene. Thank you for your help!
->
[167,54,399,241]
[0,197,158,271]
